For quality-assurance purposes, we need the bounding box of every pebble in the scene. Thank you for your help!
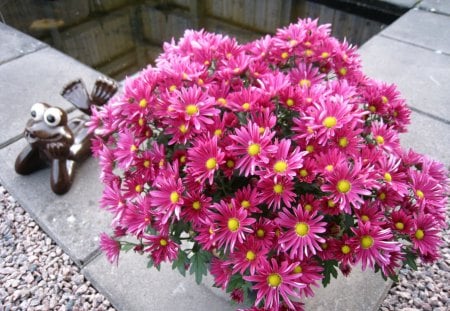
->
[0,184,116,311]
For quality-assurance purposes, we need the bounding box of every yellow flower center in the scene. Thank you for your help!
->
[246,250,256,261]
[247,143,261,156]
[381,96,388,104]
[170,191,180,204]
[169,85,177,92]
[143,160,151,168]
[306,145,314,153]
[289,39,298,47]
[299,79,311,87]
[214,129,223,137]
[130,144,138,152]
[273,184,284,194]
[339,67,347,76]
[295,222,309,237]
[180,156,186,163]
[395,222,404,230]
[273,160,288,173]
[293,265,302,274]
[205,158,217,170]
[304,49,314,57]
[281,52,289,59]
[337,180,351,193]
[242,102,250,110]
[286,98,294,107]
[341,245,351,254]
[416,190,424,199]
[379,192,386,200]
[304,204,312,212]
[323,116,337,128]
[325,164,334,172]
[339,137,349,148]
[139,99,147,108]
[361,235,374,249]
[217,97,227,106]
[186,104,198,116]
[415,229,425,240]
[321,242,328,250]
[226,160,235,168]
[259,127,265,134]
[192,201,201,210]
[384,172,392,182]
[227,218,240,232]
[159,239,168,246]
[138,118,145,126]
[267,273,282,287]
[321,52,330,58]
[361,215,370,222]
[299,169,308,177]
[135,185,142,193]
[369,105,377,113]
[328,200,336,208]
[241,200,251,209]
[375,135,385,145]
[179,124,188,134]
[256,229,265,238]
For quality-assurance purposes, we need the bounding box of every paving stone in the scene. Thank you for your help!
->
[399,110,450,166]
[0,22,46,65]
[0,138,112,265]
[359,35,450,122]
[0,47,103,145]
[304,265,392,311]
[380,0,420,9]
[83,252,235,311]
[420,0,450,15]
[381,9,450,54]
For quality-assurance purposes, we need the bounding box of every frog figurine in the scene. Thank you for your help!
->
[15,77,118,194]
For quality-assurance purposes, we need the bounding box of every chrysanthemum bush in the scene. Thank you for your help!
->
[90,19,448,310]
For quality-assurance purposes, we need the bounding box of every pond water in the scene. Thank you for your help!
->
[1,0,390,80]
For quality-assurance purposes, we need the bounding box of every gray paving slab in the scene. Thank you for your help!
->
[399,110,450,165]
[0,47,104,145]
[381,9,450,54]
[0,138,112,265]
[0,22,47,65]
[381,0,420,9]
[83,252,236,311]
[359,35,450,122]
[420,0,450,15]
[304,265,391,310]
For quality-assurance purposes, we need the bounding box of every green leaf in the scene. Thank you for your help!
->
[189,250,211,285]
[321,260,339,287]
[120,242,136,252]
[405,252,418,270]
[172,250,189,277]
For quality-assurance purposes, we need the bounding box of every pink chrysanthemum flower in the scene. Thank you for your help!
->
[180,191,211,228]
[234,185,261,213]
[244,258,304,310]
[144,235,179,266]
[227,122,277,176]
[149,176,184,224]
[321,160,373,212]
[228,237,269,275]
[410,214,442,256]
[252,218,277,249]
[390,209,414,234]
[210,257,232,290]
[99,233,121,265]
[350,221,401,270]
[208,200,255,252]
[370,121,401,154]
[276,205,326,260]
[168,85,219,130]
[291,257,324,298]
[258,176,296,210]
[186,136,225,185]
[264,139,306,178]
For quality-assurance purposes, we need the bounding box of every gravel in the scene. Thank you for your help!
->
[0,184,115,311]
[0,181,448,311]
[379,205,450,311]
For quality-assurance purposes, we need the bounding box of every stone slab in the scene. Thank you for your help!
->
[359,35,450,122]
[83,252,236,311]
[399,110,450,166]
[304,266,392,310]
[0,138,112,266]
[420,0,450,15]
[0,47,103,145]
[380,0,420,9]
[0,22,46,65]
[381,9,450,54]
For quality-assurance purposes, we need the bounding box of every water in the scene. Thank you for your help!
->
[0,0,388,80]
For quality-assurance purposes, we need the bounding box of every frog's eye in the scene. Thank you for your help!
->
[44,108,63,127]
[30,103,46,121]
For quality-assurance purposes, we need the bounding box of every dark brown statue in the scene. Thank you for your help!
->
[15,78,118,194]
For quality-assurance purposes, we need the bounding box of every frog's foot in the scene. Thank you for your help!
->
[50,159,75,195]
[47,141,70,159]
